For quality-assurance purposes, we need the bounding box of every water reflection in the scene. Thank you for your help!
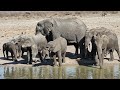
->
[0,64,120,79]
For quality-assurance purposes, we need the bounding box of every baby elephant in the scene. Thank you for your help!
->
[46,37,67,66]
[3,42,18,61]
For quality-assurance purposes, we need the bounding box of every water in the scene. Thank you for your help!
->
[0,64,120,79]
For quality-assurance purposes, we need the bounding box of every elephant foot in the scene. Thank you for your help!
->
[59,63,62,67]
[63,62,65,63]
[62,60,65,63]
[14,59,18,62]
[95,63,99,66]
[99,64,103,69]
[53,64,57,67]
[29,62,32,64]
[109,59,113,61]
[100,66,103,69]
[27,62,32,64]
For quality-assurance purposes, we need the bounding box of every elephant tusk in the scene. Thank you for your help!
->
[88,41,92,52]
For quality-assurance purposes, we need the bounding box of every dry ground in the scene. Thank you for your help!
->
[0,11,120,67]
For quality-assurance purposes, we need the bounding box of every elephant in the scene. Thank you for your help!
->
[35,17,87,58]
[85,27,120,68]
[14,33,48,64]
[11,38,28,59]
[85,27,109,60]
[3,42,18,61]
[93,34,109,68]
[46,37,67,66]
[94,33,120,68]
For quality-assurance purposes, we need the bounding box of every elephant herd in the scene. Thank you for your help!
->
[2,17,120,68]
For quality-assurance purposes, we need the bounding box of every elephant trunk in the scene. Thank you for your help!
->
[84,48,88,58]
[97,47,103,69]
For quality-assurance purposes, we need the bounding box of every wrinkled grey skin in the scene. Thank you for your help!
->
[85,27,109,60]
[94,33,120,68]
[11,38,28,59]
[85,27,120,69]
[35,18,87,58]
[3,42,18,61]
[46,37,67,66]
[14,33,48,64]
[94,34,109,68]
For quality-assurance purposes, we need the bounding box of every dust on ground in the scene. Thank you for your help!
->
[0,11,120,67]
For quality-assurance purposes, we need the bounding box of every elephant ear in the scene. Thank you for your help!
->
[44,21,53,31]
[53,42,61,53]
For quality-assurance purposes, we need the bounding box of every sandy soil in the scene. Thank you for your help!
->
[1,11,120,67]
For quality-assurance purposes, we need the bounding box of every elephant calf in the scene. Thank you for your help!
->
[3,42,18,61]
[14,33,48,64]
[46,37,67,66]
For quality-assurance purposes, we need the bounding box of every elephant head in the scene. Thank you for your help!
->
[46,41,61,53]
[35,19,53,36]
[14,35,33,48]
[41,48,50,60]
[21,37,33,48]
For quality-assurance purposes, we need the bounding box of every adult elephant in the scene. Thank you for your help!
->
[85,27,120,68]
[35,17,87,58]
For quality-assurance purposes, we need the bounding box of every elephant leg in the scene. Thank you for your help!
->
[11,52,14,61]
[27,50,30,64]
[100,49,106,67]
[79,42,85,59]
[115,45,120,61]
[109,49,114,61]
[38,52,43,62]
[53,53,57,66]
[57,51,62,66]
[6,51,9,59]
[79,37,85,59]
[22,50,24,57]
[18,49,22,58]
[27,47,32,64]
[74,43,78,56]
[62,51,66,63]
[3,48,6,58]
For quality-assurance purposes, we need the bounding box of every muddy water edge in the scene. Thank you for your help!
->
[0,64,120,79]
